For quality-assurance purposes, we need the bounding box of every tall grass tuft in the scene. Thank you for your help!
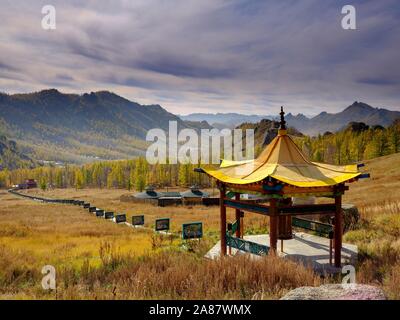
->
[53,249,321,300]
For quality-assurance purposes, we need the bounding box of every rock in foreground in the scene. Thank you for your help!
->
[281,284,386,300]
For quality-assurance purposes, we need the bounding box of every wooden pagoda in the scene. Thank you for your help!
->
[198,107,367,267]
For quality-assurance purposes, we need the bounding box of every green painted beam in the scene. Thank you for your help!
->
[224,199,270,215]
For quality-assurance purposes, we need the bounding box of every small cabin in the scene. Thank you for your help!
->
[157,191,182,207]
[132,186,162,205]
[181,185,209,205]
[129,185,215,207]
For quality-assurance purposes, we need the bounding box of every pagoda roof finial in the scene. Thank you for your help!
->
[279,106,287,133]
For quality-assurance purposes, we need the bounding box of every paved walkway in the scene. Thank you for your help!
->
[205,232,358,274]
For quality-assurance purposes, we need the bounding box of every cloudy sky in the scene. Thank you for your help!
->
[1,0,399,115]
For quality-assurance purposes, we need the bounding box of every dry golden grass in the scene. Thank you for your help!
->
[341,153,400,296]
[0,188,281,299]
[0,190,154,273]
[344,152,400,217]
[59,251,321,300]
[0,241,321,300]
[1,152,400,299]
[16,187,268,235]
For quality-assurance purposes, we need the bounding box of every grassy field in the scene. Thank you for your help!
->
[342,153,400,298]
[0,153,400,299]
[11,187,270,234]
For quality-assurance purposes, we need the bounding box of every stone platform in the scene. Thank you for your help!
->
[205,232,358,274]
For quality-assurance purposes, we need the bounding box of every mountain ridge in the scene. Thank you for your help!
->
[0,89,210,163]
[284,101,400,135]
[179,112,273,128]
[1,90,399,165]
[180,102,400,134]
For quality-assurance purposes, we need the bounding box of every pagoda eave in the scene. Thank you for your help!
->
[216,179,349,198]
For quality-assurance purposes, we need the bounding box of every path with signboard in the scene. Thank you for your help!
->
[8,189,181,239]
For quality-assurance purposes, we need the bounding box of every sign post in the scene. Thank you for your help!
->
[132,215,145,227]
[155,218,170,232]
[182,222,203,240]
[104,211,114,219]
[115,213,126,224]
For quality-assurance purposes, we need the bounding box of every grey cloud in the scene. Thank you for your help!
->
[357,78,399,86]
[0,0,399,115]
[135,54,235,78]
[0,62,19,72]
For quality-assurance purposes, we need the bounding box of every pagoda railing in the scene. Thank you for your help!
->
[226,219,268,256]
[226,235,269,256]
[292,217,334,239]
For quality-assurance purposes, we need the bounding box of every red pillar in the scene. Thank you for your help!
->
[334,195,343,268]
[220,184,227,256]
[269,198,278,253]
[235,193,241,238]
[240,211,244,239]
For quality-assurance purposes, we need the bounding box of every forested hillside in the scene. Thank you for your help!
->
[294,120,400,165]
[0,89,208,164]
[0,134,35,170]
[2,119,399,189]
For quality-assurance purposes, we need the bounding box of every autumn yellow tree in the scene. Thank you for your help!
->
[74,169,84,189]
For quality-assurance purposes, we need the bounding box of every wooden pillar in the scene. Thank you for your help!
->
[235,193,241,238]
[240,211,244,239]
[269,198,278,253]
[334,195,342,268]
[220,184,227,256]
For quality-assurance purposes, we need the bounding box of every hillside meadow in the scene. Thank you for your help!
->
[0,153,399,299]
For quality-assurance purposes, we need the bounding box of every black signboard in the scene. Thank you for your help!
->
[95,209,104,217]
[115,214,126,223]
[155,218,170,231]
[182,222,203,239]
[132,215,145,226]
[104,211,114,219]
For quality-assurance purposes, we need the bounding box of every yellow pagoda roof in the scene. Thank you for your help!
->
[203,109,361,188]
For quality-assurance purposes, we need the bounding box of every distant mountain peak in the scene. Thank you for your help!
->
[345,101,374,111]
[286,113,309,120]
[92,90,117,97]
[285,101,400,136]
[38,88,61,96]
